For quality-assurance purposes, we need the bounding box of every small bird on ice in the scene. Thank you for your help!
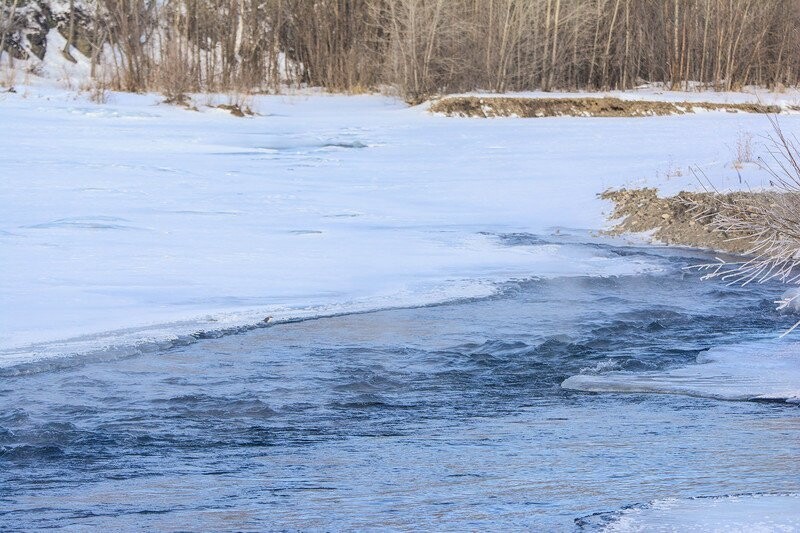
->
[263,316,273,324]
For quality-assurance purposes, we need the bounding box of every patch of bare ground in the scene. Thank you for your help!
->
[599,188,786,254]
[429,96,781,118]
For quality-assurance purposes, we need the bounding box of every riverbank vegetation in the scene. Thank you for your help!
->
[429,96,783,118]
[602,119,800,330]
[1,0,799,101]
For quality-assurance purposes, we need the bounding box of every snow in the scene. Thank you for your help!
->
[562,338,800,402]
[3,81,800,368]
[37,29,93,86]
[1,34,96,98]
[596,493,800,532]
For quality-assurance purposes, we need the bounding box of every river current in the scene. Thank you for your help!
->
[2,236,799,530]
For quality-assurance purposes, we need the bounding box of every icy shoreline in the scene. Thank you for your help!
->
[3,83,800,371]
[562,338,800,403]
[0,279,498,372]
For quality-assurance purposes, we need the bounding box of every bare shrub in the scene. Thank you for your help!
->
[25,61,43,78]
[733,131,754,169]
[0,0,21,68]
[0,62,16,89]
[154,36,196,101]
[81,75,110,104]
[218,89,255,117]
[696,117,800,334]
[664,161,684,179]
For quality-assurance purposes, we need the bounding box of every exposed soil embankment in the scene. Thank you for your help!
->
[430,96,782,118]
[601,188,770,254]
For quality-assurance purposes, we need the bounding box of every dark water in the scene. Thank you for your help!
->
[2,239,800,531]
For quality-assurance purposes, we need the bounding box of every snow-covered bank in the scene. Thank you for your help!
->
[429,85,800,118]
[2,85,800,367]
[439,85,800,108]
[429,96,784,119]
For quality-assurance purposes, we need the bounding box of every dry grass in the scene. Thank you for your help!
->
[162,92,194,109]
[691,118,800,333]
[215,102,254,117]
[429,96,781,118]
[601,187,764,254]
[0,61,17,89]
[154,39,197,101]
[80,76,110,104]
[733,131,754,169]
[600,118,800,334]
[217,90,255,117]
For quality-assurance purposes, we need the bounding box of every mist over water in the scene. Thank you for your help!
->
[2,237,799,530]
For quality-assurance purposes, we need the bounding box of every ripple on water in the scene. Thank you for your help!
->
[1,247,799,529]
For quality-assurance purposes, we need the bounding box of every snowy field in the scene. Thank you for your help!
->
[2,81,800,386]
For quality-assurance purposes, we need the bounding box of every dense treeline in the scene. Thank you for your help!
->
[2,0,800,100]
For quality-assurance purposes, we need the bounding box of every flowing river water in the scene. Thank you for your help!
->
[2,236,799,530]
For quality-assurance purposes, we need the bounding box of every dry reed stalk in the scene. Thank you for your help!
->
[694,117,800,334]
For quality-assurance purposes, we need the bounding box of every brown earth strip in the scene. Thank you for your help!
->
[429,96,781,118]
[599,188,775,254]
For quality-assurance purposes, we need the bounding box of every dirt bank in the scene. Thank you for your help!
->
[429,96,782,118]
[600,188,775,254]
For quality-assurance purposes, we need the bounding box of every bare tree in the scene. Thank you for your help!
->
[0,0,21,66]
[62,0,77,62]
[75,0,800,99]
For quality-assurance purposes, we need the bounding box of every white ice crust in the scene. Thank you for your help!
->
[3,74,800,366]
[602,493,800,532]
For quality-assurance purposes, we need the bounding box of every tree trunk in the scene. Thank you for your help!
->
[62,0,77,63]
[546,0,561,90]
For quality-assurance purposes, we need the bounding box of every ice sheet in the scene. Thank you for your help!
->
[593,493,800,532]
[3,82,800,366]
[563,338,800,402]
